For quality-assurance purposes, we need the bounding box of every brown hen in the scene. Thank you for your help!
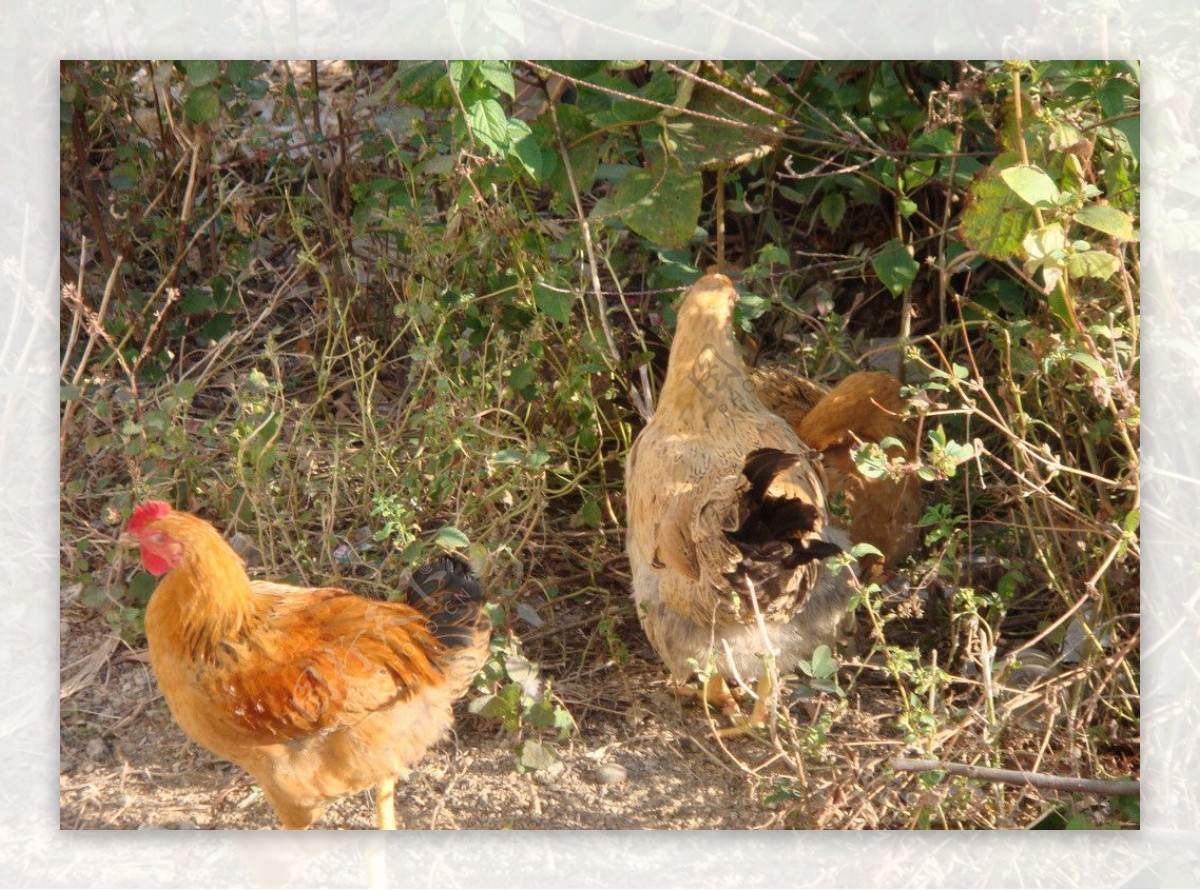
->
[751,367,922,575]
[126,501,490,829]
[624,274,855,731]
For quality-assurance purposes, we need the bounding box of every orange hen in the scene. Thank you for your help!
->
[126,501,490,830]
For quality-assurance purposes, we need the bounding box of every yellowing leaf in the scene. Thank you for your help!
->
[960,172,1036,260]
[1075,204,1135,240]
[1067,249,1120,280]
[1000,164,1061,208]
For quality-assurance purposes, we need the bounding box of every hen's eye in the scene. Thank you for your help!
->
[150,532,167,545]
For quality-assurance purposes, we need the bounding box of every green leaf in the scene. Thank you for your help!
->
[871,238,919,296]
[181,288,215,314]
[614,166,703,249]
[1075,204,1135,240]
[577,498,602,528]
[1123,508,1140,534]
[850,542,884,560]
[517,738,558,771]
[225,60,258,84]
[184,85,221,123]
[1066,250,1120,280]
[182,60,221,87]
[509,126,545,178]
[999,165,1061,208]
[506,362,537,395]
[173,380,198,402]
[960,172,1035,260]
[532,280,574,324]
[446,60,477,90]
[819,191,846,231]
[1069,350,1107,378]
[199,311,233,342]
[466,98,510,154]
[432,526,470,550]
[477,60,515,99]
[127,571,158,607]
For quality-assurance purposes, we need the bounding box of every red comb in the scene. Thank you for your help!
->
[128,500,172,532]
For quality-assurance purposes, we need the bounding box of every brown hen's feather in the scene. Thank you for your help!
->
[624,274,853,695]
[130,504,489,830]
[751,367,922,573]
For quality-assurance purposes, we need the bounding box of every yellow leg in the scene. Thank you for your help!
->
[375,778,397,830]
[715,673,773,738]
[702,674,740,716]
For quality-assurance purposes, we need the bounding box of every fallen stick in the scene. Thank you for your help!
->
[891,757,1139,797]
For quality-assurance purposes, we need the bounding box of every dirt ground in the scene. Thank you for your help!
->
[60,586,909,832]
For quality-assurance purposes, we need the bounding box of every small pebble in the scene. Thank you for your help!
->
[593,763,628,785]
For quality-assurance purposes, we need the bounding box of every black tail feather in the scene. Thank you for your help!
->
[726,448,842,577]
[406,554,488,650]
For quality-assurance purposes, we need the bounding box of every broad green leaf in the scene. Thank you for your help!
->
[614,166,703,249]
[871,238,919,296]
[960,172,1035,260]
[467,98,510,154]
[181,60,220,87]
[1113,117,1139,165]
[506,120,544,177]
[199,311,233,342]
[819,191,846,231]
[577,498,602,528]
[1000,164,1061,208]
[1067,249,1120,280]
[662,72,783,172]
[446,60,476,90]
[809,644,838,679]
[1069,350,1107,378]
[850,542,884,560]
[533,280,574,324]
[225,60,258,83]
[183,85,221,123]
[1075,204,1135,240]
[506,361,537,394]
[432,526,470,549]
[127,571,158,606]
[478,60,515,98]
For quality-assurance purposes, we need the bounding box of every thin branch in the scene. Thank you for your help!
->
[891,757,1139,797]
[547,98,653,421]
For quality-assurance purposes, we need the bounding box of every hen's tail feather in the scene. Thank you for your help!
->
[727,448,843,569]
[406,554,488,651]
